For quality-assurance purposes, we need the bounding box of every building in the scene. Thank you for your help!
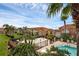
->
[59,24,76,38]
[32,27,54,37]
[54,30,61,38]
[33,38,48,49]
[0,28,4,34]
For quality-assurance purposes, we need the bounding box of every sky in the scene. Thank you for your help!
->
[0,3,73,29]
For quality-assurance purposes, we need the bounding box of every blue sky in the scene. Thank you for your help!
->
[0,3,73,29]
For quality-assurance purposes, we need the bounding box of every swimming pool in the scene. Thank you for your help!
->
[56,45,77,56]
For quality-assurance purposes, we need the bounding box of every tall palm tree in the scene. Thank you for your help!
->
[48,4,72,34]
[47,3,79,55]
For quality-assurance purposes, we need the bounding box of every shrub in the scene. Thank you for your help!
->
[9,43,38,56]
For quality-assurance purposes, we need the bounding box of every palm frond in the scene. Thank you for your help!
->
[61,16,68,21]
[61,4,72,21]
[47,3,63,17]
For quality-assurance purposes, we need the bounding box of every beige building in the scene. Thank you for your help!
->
[54,30,61,37]
[32,27,54,37]
[59,24,76,38]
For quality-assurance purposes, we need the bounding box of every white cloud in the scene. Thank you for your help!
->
[0,4,73,30]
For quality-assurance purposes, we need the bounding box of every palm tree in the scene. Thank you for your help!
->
[9,25,15,36]
[22,26,27,33]
[17,28,23,35]
[46,34,55,44]
[23,33,36,44]
[48,4,72,34]
[3,24,10,35]
[3,24,15,36]
[9,43,38,56]
[47,3,79,55]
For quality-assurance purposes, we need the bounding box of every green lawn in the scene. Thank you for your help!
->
[0,34,10,56]
[0,33,22,56]
[13,33,22,38]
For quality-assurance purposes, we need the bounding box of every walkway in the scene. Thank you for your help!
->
[36,41,77,53]
[36,41,59,53]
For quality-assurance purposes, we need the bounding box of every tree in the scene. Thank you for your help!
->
[22,34,34,44]
[3,24,15,36]
[9,43,38,56]
[22,26,27,34]
[46,34,55,44]
[3,24,10,35]
[20,29,36,44]
[17,28,23,35]
[9,25,15,36]
[47,3,79,55]
[60,33,70,42]
[48,4,71,34]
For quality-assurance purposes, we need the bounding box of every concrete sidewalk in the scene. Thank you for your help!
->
[36,41,59,53]
[36,41,77,53]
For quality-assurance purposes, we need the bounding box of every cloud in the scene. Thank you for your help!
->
[0,3,73,29]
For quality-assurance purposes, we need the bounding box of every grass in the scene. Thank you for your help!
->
[0,33,22,56]
[13,33,22,38]
[0,34,10,56]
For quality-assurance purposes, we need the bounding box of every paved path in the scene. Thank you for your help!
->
[36,41,77,53]
[36,41,60,53]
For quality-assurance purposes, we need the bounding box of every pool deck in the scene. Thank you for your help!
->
[36,41,77,53]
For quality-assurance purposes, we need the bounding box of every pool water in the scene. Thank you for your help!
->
[56,45,77,56]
